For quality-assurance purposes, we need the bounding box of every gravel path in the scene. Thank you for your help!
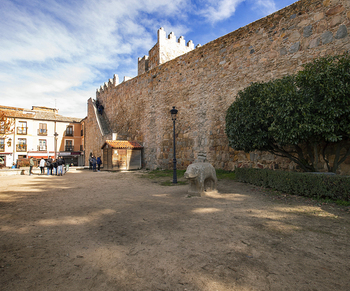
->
[1,170,349,290]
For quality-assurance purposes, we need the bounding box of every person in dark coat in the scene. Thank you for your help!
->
[91,155,97,172]
[97,156,102,172]
[57,156,65,176]
[53,159,58,175]
[98,104,104,115]
[46,156,53,175]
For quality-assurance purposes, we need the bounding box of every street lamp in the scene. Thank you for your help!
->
[170,106,178,184]
[54,132,58,159]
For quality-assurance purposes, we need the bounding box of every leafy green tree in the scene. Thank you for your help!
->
[226,54,350,173]
[296,54,350,172]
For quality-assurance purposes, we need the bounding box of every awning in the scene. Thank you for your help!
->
[27,155,49,159]
[59,152,82,156]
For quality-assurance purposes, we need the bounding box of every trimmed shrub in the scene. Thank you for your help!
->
[235,168,350,201]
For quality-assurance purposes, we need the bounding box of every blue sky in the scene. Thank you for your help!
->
[0,0,297,118]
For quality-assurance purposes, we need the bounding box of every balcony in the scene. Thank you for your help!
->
[0,144,4,152]
[17,127,28,135]
[16,144,27,152]
[37,145,47,151]
[38,129,47,136]
[65,146,74,152]
[65,131,74,136]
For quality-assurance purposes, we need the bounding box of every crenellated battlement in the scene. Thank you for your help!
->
[138,27,199,75]
[96,74,119,96]
[157,27,195,50]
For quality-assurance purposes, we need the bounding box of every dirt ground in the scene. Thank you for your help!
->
[0,169,349,291]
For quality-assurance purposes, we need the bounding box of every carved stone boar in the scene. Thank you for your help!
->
[184,162,217,196]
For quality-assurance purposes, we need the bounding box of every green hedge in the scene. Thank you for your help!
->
[235,168,350,201]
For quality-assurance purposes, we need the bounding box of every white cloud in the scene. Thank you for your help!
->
[251,0,277,15]
[0,0,282,118]
[198,0,245,23]
[0,0,189,117]
[197,0,278,23]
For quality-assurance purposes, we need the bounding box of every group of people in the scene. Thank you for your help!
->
[89,154,102,172]
[29,156,68,176]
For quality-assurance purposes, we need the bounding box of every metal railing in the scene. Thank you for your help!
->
[65,146,74,151]
[38,129,47,135]
[0,144,4,152]
[16,144,27,151]
[17,127,27,135]
[37,145,47,151]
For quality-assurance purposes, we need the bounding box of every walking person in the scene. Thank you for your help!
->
[57,156,65,176]
[89,153,93,170]
[46,156,52,175]
[92,155,97,172]
[29,157,34,175]
[97,156,102,172]
[53,159,58,175]
[39,158,46,175]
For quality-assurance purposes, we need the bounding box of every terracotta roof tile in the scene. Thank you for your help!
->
[102,140,143,149]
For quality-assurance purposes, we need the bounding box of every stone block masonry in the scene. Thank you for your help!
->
[85,0,350,174]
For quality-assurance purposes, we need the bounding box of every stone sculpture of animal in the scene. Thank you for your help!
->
[184,162,217,196]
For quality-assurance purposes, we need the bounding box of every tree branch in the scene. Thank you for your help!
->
[267,142,315,172]
[322,143,331,172]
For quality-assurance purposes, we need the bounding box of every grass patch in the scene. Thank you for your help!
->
[142,169,187,186]
[216,169,236,180]
[146,169,236,181]
[147,169,186,179]
[335,200,350,206]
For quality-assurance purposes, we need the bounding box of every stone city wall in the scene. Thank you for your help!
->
[86,0,350,174]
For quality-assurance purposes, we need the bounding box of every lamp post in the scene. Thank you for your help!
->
[54,132,58,159]
[170,106,178,184]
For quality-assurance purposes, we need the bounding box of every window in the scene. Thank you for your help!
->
[38,123,47,135]
[38,139,47,151]
[0,138,4,152]
[17,138,27,151]
[17,121,27,135]
[0,118,14,135]
[66,126,73,136]
[65,140,73,151]
[0,121,5,134]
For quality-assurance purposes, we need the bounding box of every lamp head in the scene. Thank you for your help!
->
[170,106,178,121]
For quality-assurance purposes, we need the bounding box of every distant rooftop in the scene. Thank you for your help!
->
[0,105,82,123]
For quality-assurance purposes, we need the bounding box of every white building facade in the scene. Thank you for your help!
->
[0,105,84,167]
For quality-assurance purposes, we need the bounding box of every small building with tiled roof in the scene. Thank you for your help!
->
[101,140,143,170]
